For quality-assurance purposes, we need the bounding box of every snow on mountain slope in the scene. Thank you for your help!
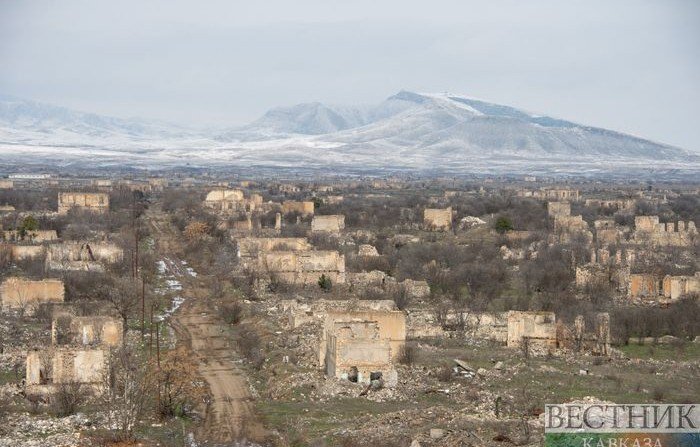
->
[0,91,696,174]
[0,95,195,141]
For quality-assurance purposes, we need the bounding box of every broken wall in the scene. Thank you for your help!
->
[58,192,109,214]
[424,207,452,231]
[1,277,65,314]
[311,215,345,233]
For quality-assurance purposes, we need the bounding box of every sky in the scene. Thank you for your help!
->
[0,0,699,149]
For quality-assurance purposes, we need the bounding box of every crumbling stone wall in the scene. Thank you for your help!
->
[325,321,395,386]
[26,348,107,391]
[662,273,700,300]
[46,242,123,263]
[283,298,396,329]
[282,201,315,215]
[633,216,697,247]
[594,219,620,245]
[506,311,557,354]
[1,277,65,315]
[58,192,109,214]
[237,237,312,258]
[9,244,46,260]
[406,310,508,340]
[628,273,661,299]
[424,207,452,231]
[519,188,579,201]
[320,308,405,386]
[547,201,571,217]
[311,215,345,233]
[52,314,123,347]
[2,230,58,243]
[585,199,635,210]
[204,189,260,212]
[261,250,345,285]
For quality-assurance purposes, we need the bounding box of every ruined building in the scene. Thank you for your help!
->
[1,277,65,315]
[424,207,452,231]
[2,230,58,243]
[58,192,109,214]
[44,241,124,272]
[662,273,700,301]
[204,189,262,213]
[547,201,571,217]
[627,273,662,300]
[519,188,580,201]
[311,215,345,233]
[281,201,315,216]
[320,307,406,387]
[260,250,346,285]
[236,237,312,259]
[633,216,697,247]
[52,313,123,347]
[506,311,557,355]
[26,348,107,393]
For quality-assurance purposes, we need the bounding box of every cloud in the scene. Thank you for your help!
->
[0,0,698,149]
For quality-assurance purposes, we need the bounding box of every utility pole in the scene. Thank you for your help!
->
[141,277,145,340]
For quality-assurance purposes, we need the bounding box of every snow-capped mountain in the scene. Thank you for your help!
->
[0,91,696,175]
[0,94,195,143]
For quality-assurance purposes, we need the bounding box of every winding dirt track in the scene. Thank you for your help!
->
[148,209,266,445]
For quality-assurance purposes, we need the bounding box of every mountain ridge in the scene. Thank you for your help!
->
[0,91,697,174]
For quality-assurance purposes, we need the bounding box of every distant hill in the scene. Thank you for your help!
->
[0,92,696,175]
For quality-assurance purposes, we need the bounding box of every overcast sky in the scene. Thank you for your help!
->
[1,0,698,149]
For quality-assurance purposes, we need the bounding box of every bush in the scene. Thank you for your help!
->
[318,274,332,292]
[494,216,514,234]
[222,301,244,325]
[237,324,265,370]
[53,381,85,417]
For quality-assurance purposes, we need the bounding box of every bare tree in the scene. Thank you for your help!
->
[102,346,154,442]
[104,277,141,338]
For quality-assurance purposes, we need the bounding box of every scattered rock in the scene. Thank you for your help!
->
[430,428,445,439]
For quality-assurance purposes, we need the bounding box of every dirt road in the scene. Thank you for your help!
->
[148,209,266,444]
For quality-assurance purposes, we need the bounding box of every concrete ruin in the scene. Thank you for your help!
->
[633,216,697,247]
[627,273,662,299]
[236,237,312,258]
[311,215,345,233]
[547,201,571,217]
[2,230,58,243]
[662,273,700,300]
[506,311,557,355]
[282,201,315,216]
[45,241,123,263]
[204,189,262,213]
[261,250,346,285]
[52,314,123,347]
[26,348,107,392]
[552,214,592,243]
[9,244,46,261]
[423,207,452,231]
[594,219,621,245]
[519,188,580,201]
[320,307,406,386]
[1,277,65,315]
[585,198,635,211]
[58,192,109,214]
